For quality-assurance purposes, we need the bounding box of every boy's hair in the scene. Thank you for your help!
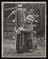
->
[26,11,33,16]
[26,9,36,16]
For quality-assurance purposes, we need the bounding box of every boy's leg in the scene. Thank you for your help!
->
[27,39,33,49]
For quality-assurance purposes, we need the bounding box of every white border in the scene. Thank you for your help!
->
[1,2,46,4]
[1,2,4,57]
[1,2,46,58]
[45,2,47,58]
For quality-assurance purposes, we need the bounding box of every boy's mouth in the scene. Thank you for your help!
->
[26,20,31,24]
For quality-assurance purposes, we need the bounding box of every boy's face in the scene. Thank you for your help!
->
[26,14,34,23]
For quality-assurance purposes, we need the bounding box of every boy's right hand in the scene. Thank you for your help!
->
[15,30,21,34]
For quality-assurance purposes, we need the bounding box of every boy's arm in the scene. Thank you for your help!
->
[18,27,32,33]
[23,29,32,32]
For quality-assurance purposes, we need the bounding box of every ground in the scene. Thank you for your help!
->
[3,38,45,58]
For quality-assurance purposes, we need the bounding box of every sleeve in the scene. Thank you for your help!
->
[24,29,32,33]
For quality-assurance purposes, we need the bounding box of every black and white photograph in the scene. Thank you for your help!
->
[1,2,46,58]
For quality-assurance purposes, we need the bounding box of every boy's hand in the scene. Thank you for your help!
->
[15,30,21,34]
[18,27,25,31]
